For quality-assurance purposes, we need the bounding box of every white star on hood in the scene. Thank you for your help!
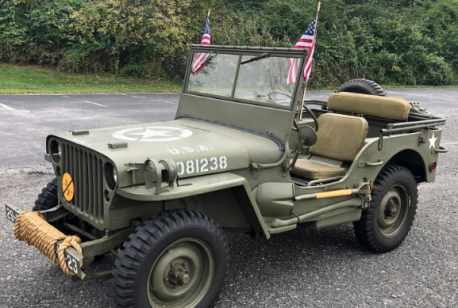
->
[132,129,172,139]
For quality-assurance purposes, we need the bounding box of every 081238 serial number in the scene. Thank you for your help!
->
[177,156,227,176]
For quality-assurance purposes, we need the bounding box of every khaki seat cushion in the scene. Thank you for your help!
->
[310,113,368,162]
[291,159,346,180]
[328,92,411,121]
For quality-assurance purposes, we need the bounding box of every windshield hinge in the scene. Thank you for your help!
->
[250,161,259,179]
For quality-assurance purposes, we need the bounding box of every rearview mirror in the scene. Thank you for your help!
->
[298,126,317,147]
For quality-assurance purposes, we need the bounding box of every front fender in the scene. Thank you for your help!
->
[117,172,270,238]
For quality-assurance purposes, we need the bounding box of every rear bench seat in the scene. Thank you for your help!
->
[327,92,411,121]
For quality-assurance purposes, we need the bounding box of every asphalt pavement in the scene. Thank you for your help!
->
[0,88,457,307]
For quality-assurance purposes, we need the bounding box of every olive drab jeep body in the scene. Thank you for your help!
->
[6,45,447,308]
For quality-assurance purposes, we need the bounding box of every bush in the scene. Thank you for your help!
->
[0,0,456,86]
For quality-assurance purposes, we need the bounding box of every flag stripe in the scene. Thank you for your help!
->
[192,16,211,75]
[295,42,313,48]
[192,53,207,71]
[286,17,318,84]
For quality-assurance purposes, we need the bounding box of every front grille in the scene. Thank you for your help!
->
[62,142,104,222]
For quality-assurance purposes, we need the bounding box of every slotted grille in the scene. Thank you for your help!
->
[62,142,104,222]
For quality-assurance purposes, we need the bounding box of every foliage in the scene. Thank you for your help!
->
[0,0,456,87]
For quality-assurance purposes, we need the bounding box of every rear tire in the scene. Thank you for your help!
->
[335,78,386,96]
[113,210,230,308]
[353,165,417,252]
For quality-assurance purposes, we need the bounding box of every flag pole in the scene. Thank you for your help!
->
[299,1,320,122]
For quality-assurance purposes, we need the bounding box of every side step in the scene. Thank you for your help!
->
[263,216,297,234]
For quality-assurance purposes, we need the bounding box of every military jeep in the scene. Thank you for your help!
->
[6,45,447,308]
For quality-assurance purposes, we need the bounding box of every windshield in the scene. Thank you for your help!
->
[187,53,238,97]
[187,52,302,108]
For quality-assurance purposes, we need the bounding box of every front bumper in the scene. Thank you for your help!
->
[6,204,86,279]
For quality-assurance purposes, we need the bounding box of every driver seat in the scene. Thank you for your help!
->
[291,113,368,180]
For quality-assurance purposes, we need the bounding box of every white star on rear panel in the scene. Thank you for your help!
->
[428,133,437,149]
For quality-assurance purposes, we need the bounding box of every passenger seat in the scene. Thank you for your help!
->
[291,113,368,180]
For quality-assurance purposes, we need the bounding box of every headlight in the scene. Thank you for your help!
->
[144,159,178,194]
[160,159,178,183]
[104,162,117,190]
[50,140,61,163]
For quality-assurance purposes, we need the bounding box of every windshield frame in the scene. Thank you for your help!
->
[184,45,308,111]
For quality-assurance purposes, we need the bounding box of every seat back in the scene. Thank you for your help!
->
[310,113,368,162]
[328,92,411,121]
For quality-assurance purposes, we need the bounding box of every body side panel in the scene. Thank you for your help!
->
[117,172,271,238]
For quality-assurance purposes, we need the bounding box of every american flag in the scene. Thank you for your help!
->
[192,16,211,75]
[287,17,318,84]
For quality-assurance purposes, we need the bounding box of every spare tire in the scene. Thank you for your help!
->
[335,78,386,96]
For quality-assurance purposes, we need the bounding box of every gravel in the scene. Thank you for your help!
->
[1,89,457,307]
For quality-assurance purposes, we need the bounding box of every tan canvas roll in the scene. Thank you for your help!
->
[328,92,411,121]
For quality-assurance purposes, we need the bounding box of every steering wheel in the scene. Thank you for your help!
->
[294,102,319,132]
[267,91,292,101]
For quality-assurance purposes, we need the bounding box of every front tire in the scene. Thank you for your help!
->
[113,210,230,308]
[33,178,58,211]
[354,165,418,252]
[32,178,67,232]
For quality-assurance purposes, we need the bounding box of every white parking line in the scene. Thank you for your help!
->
[83,101,107,108]
[0,103,15,110]
[132,97,178,105]
[156,100,177,105]
[387,91,456,101]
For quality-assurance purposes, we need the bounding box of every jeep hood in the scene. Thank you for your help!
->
[50,118,284,188]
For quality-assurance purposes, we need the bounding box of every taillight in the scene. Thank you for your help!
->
[430,161,437,172]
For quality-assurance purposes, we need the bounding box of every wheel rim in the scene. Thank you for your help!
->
[377,184,409,238]
[147,238,214,308]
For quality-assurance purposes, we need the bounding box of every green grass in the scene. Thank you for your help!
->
[0,64,182,94]
[1,63,456,94]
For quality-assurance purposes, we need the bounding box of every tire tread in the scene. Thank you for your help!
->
[354,165,418,253]
[335,78,386,96]
[32,178,58,211]
[113,210,230,308]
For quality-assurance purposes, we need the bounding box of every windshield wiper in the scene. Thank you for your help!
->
[241,53,270,65]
